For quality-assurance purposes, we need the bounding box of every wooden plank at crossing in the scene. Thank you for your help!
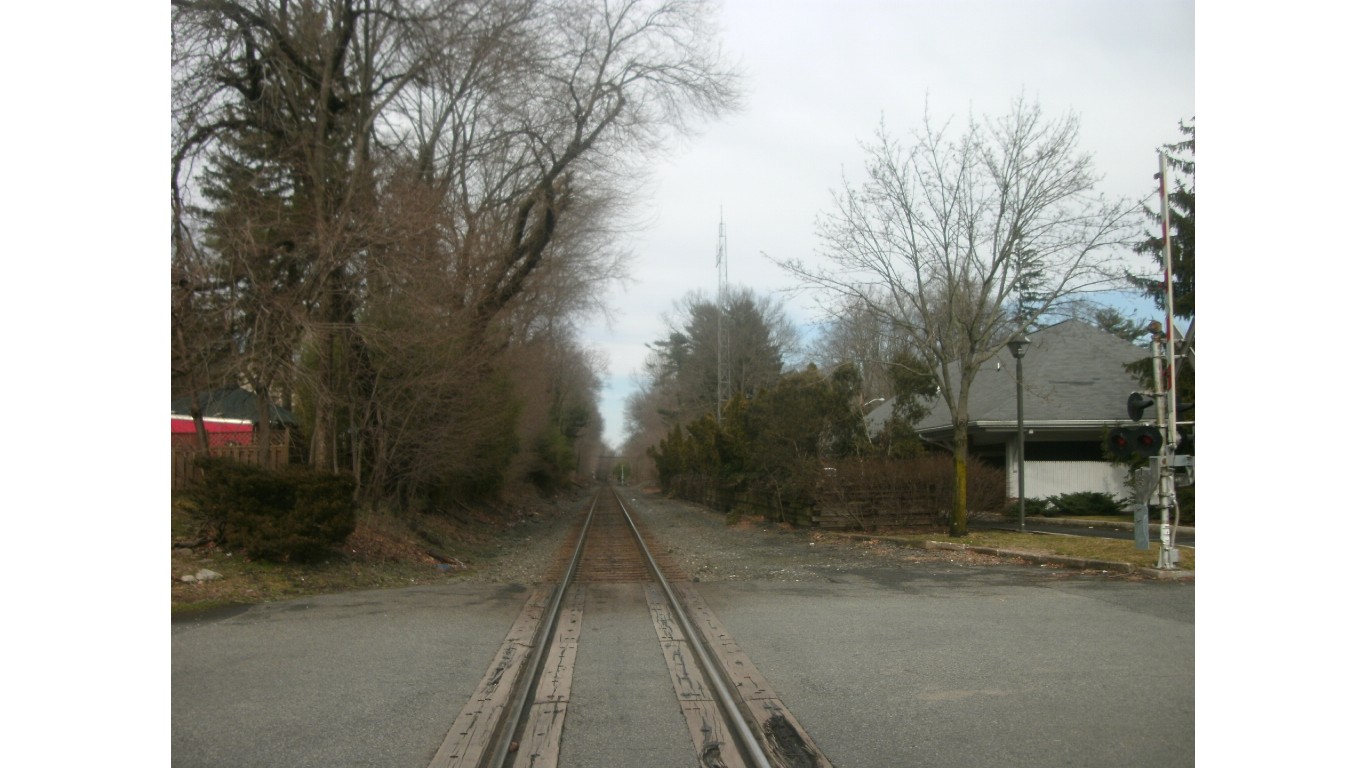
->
[673,583,834,768]
[428,586,553,768]
[679,700,747,768]
[673,583,772,700]
[511,586,587,768]
[645,583,747,768]
[427,488,834,768]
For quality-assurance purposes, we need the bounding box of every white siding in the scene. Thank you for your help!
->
[1007,460,1129,500]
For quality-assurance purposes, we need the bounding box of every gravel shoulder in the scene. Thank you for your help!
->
[471,487,1094,586]
[627,490,1063,581]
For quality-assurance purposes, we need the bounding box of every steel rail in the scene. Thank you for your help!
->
[485,490,599,768]
[610,487,774,768]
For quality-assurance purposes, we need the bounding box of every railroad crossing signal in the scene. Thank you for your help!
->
[1107,425,1164,460]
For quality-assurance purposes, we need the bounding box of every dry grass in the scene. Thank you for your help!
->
[170,493,561,615]
[939,529,1193,570]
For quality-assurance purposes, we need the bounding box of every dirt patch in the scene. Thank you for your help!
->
[170,488,589,612]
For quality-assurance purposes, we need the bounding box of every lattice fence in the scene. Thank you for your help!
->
[811,456,1006,530]
[172,431,290,490]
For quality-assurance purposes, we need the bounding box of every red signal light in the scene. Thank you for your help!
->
[1106,426,1164,460]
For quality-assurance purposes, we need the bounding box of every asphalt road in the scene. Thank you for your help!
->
[172,584,534,767]
[172,562,1193,767]
[702,571,1194,767]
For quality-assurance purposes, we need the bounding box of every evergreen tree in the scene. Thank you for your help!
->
[870,350,937,459]
[641,288,794,431]
[1130,118,1195,320]
[1090,306,1150,345]
[1126,118,1195,455]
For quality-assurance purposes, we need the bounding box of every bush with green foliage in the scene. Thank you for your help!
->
[649,366,866,523]
[1007,492,1125,518]
[1004,497,1051,517]
[528,426,576,493]
[1046,491,1125,517]
[1175,484,1195,525]
[191,457,357,563]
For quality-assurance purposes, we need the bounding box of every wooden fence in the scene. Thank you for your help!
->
[172,434,290,491]
[660,456,1007,531]
[810,456,1006,530]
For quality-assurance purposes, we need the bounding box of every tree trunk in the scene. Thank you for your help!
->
[310,393,337,472]
[949,418,970,536]
[309,267,349,474]
[189,390,209,454]
[255,388,273,467]
[310,324,338,473]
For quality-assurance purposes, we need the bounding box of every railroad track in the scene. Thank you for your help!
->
[426,485,830,768]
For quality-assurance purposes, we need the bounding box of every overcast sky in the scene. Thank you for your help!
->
[3,4,1357,756]
[585,0,1195,450]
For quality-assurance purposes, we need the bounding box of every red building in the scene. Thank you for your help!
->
[171,415,256,448]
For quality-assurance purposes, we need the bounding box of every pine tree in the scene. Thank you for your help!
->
[1130,119,1195,320]
[1126,119,1195,457]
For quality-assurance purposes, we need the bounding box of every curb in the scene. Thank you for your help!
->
[826,532,1195,581]
[994,514,1196,537]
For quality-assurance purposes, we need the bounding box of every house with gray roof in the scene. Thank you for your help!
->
[865,319,1150,500]
[171,387,298,427]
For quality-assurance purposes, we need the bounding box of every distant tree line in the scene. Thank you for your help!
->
[623,288,938,521]
[171,0,739,509]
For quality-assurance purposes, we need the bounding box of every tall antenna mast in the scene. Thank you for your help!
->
[716,209,730,422]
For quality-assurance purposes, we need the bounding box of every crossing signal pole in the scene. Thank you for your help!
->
[1145,149,1195,570]
[1114,151,1196,567]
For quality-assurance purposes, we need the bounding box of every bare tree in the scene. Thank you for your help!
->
[504,330,606,490]
[172,0,739,507]
[806,294,915,404]
[776,99,1136,535]
[368,0,737,500]
[386,0,738,338]
[172,0,431,472]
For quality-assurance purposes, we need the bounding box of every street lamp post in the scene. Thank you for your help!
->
[1007,334,1031,532]
[861,397,885,453]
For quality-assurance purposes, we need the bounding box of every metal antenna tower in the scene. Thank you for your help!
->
[716,210,730,422]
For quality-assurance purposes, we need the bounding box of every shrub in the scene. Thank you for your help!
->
[528,426,576,494]
[191,457,357,563]
[1139,484,1194,526]
[1175,483,1195,525]
[1045,491,1125,518]
[1004,497,1050,517]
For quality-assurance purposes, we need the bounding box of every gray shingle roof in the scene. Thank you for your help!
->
[867,319,1149,435]
[170,388,298,426]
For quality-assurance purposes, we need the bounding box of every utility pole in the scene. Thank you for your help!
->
[1008,334,1030,532]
